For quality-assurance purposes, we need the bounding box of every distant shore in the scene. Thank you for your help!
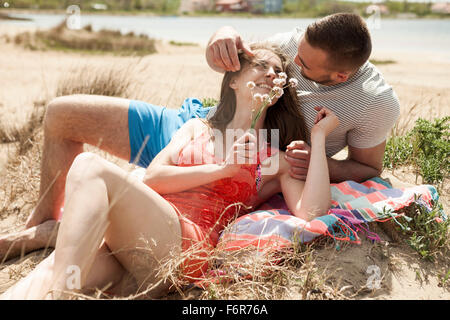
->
[0,11,32,21]
[1,8,449,20]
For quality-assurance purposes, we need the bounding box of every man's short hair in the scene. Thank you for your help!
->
[305,13,372,72]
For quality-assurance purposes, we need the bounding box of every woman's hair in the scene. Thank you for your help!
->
[208,42,307,150]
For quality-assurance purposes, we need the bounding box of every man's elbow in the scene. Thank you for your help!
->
[367,164,383,180]
[374,165,383,177]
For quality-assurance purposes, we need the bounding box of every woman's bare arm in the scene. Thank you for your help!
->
[278,107,339,221]
[144,119,257,194]
[143,119,229,194]
[279,132,331,221]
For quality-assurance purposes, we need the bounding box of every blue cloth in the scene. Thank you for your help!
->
[128,98,212,168]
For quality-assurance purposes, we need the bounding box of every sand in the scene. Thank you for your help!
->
[0,23,448,300]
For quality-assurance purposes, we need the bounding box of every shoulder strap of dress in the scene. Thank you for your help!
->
[258,142,280,163]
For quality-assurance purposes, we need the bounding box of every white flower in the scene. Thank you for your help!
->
[247,81,256,89]
[273,86,284,98]
[274,77,286,86]
[262,94,271,104]
[278,72,287,80]
[273,78,283,86]
[253,93,263,102]
[288,78,298,88]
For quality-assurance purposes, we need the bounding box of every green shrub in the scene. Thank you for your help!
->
[399,199,449,261]
[201,98,219,108]
[384,116,449,185]
[411,117,450,184]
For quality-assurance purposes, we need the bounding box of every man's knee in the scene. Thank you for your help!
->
[44,95,90,137]
[44,96,75,137]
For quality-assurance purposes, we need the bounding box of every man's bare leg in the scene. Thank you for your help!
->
[0,221,59,263]
[25,94,132,228]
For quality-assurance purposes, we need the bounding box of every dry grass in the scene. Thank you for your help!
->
[46,234,347,300]
[56,63,138,98]
[10,21,157,56]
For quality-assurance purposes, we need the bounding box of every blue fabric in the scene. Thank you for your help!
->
[128,98,212,168]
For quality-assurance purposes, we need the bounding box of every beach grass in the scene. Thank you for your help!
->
[10,21,157,56]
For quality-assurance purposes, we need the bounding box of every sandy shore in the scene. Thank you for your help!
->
[0,24,448,299]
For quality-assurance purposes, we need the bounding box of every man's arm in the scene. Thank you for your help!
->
[327,141,385,183]
[206,26,254,73]
[331,89,399,182]
[285,140,386,183]
[286,92,398,183]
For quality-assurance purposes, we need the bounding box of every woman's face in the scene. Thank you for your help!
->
[230,49,284,107]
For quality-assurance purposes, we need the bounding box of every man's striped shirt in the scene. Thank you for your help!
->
[268,27,400,156]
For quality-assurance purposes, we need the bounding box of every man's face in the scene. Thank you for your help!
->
[294,36,336,86]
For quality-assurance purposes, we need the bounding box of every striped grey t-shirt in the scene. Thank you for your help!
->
[267,27,400,156]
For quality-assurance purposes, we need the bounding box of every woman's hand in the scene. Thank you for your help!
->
[221,131,258,177]
[311,106,339,137]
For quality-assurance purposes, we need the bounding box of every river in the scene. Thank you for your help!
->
[2,13,450,59]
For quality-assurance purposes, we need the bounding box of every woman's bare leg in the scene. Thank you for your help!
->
[26,94,131,228]
[2,152,182,299]
[1,242,127,300]
[82,242,132,297]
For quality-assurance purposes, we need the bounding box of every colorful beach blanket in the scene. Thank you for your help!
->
[217,177,442,253]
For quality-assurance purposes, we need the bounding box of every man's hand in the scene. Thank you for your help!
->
[285,140,311,180]
[206,26,254,73]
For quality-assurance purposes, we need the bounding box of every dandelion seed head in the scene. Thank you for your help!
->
[273,78,283,86]
[289,78,298,88]
[274,86,284,98]
[247,81,256,89]
[261,94,272,104]
[253,93,263,102]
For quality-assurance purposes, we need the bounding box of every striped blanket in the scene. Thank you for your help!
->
[217,177,441,253]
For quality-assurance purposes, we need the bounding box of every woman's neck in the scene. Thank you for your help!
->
[208,101,266,161]
[226,100,266,132]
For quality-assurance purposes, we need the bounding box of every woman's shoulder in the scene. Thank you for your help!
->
[168,119,211,153]
[178,118,210,136]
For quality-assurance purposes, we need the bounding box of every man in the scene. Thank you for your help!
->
[206,13,400,183]
[1,13,399,261]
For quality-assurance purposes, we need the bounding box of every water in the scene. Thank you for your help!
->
[2,13,450,59]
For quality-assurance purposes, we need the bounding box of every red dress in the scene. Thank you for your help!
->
[162,129,276,280]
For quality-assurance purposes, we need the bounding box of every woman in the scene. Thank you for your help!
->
[1,43,338,299]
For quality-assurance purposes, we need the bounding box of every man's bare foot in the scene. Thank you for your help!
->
[0,220,59,263]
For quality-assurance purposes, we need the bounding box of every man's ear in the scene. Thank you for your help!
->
[335,71,352,83]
